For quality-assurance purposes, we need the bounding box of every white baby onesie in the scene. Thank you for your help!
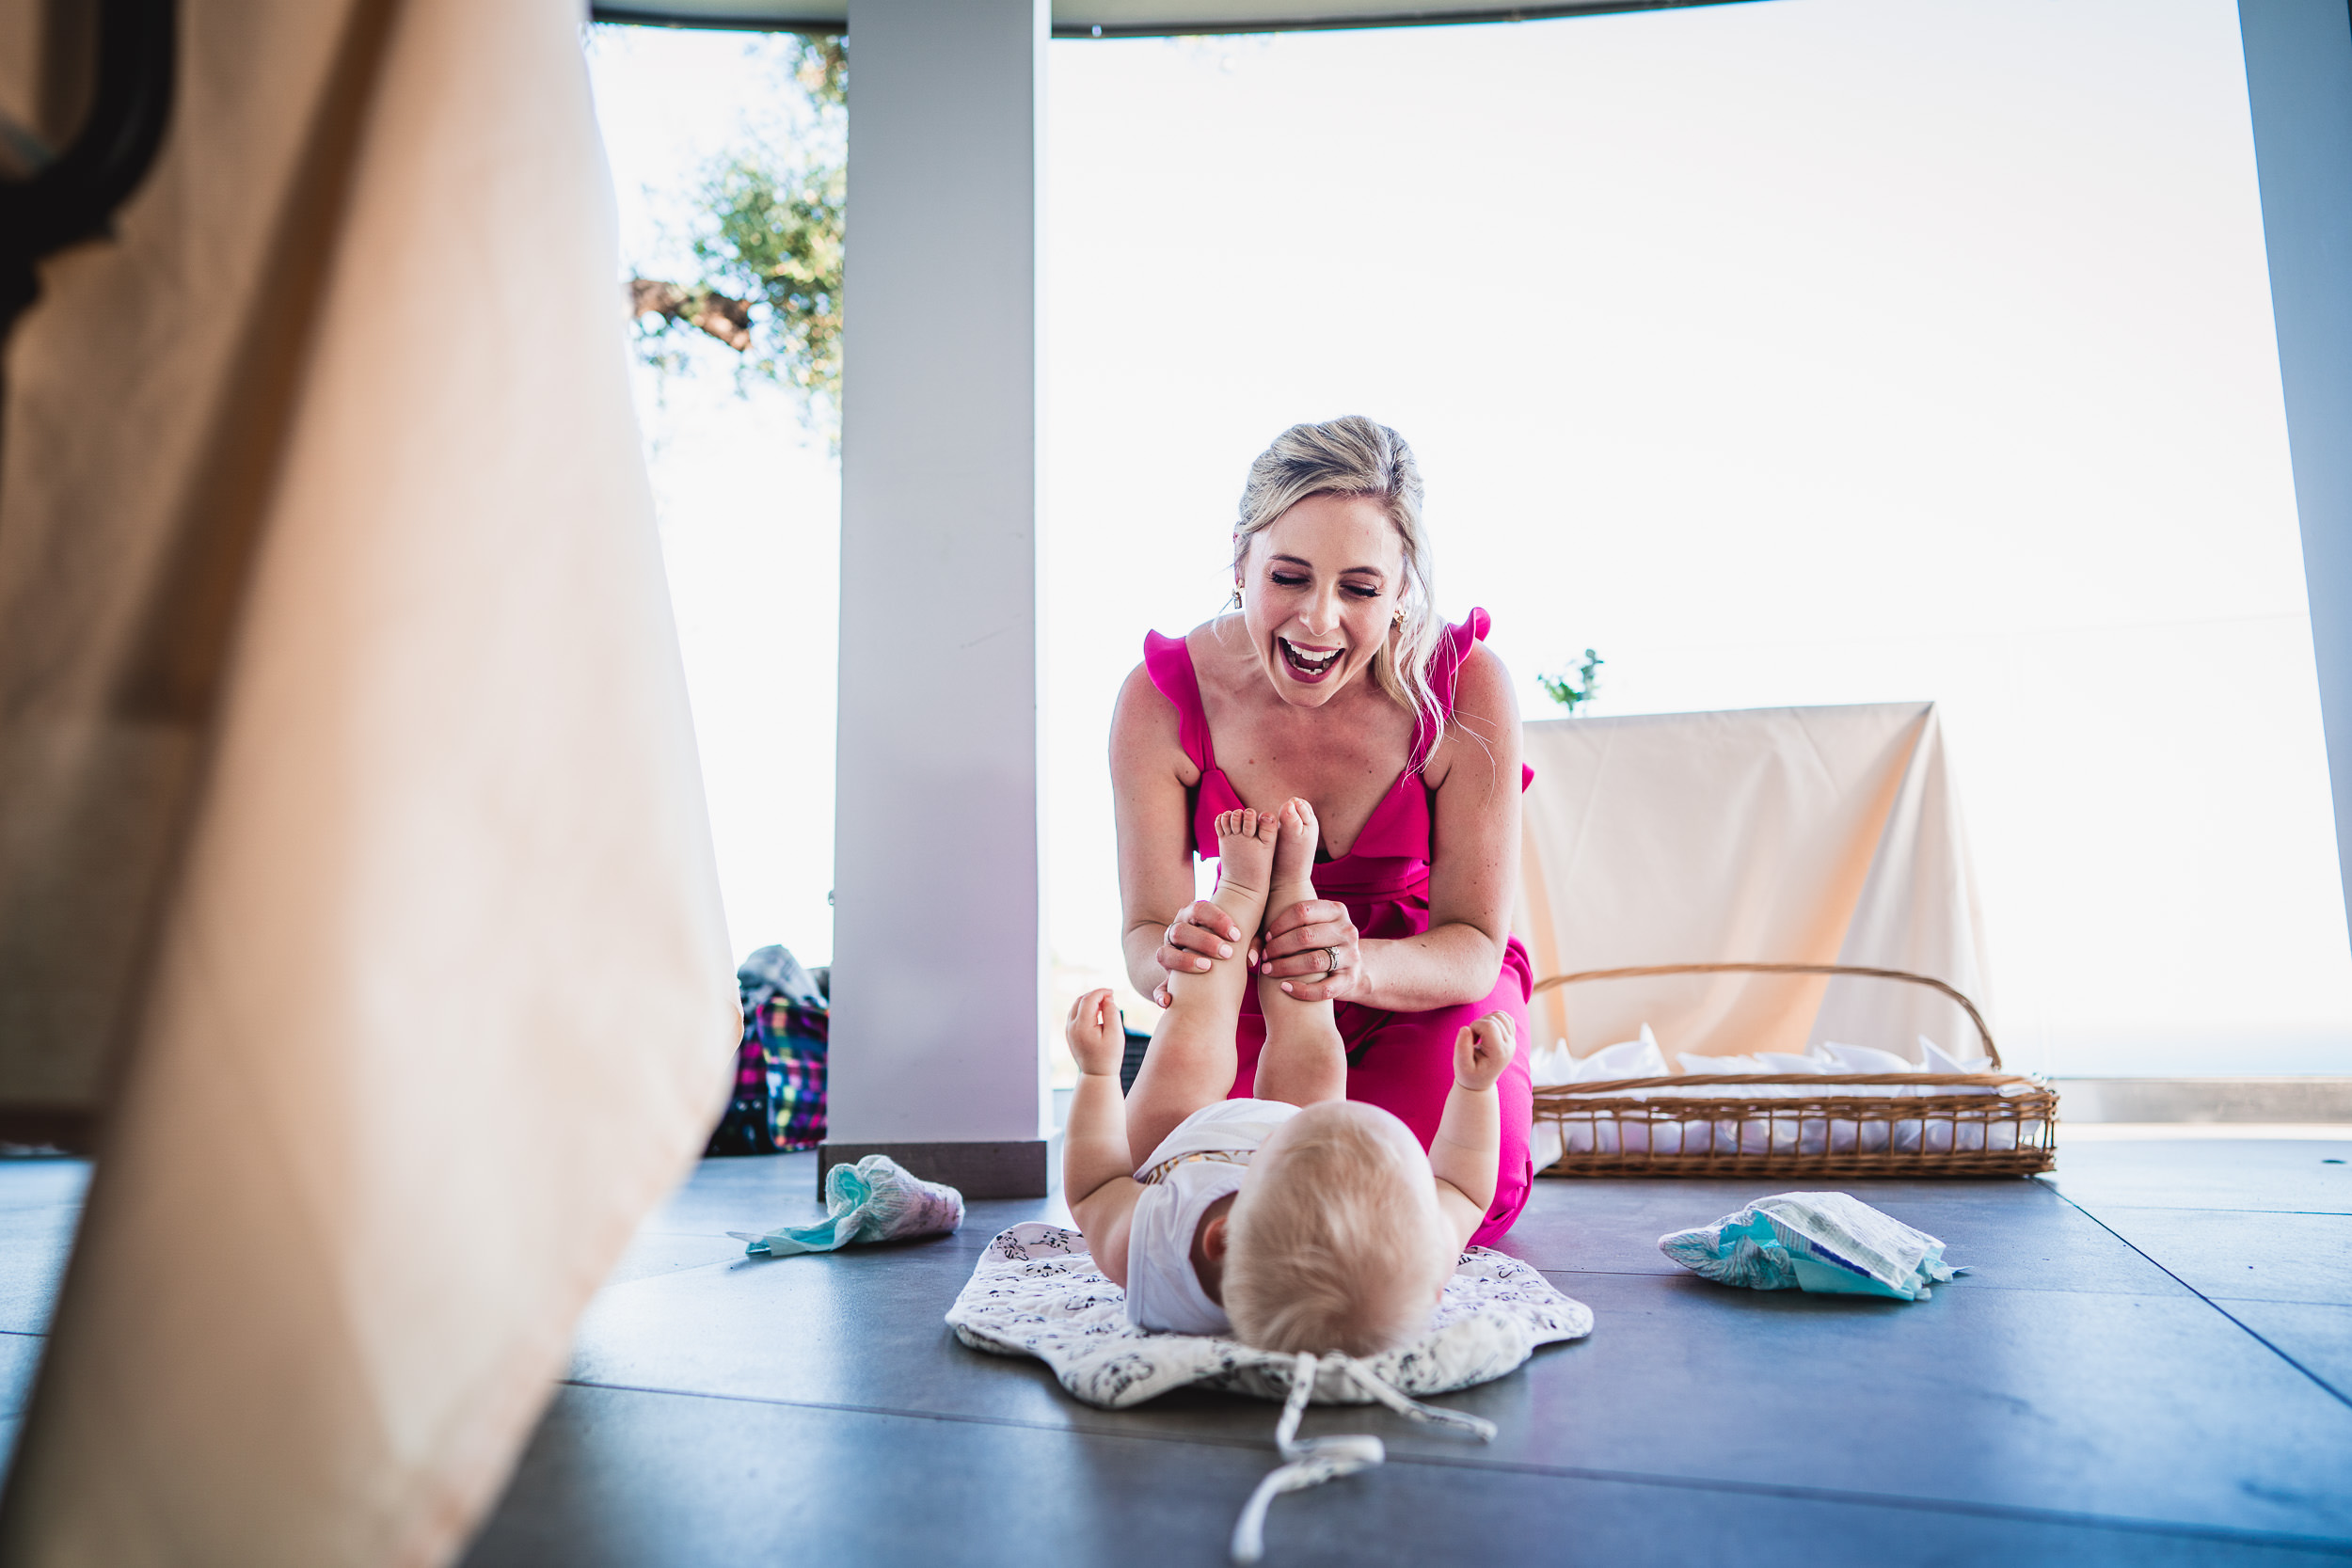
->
[1124,1099,1297,1335]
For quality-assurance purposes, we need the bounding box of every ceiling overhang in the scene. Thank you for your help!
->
[588,0,1750,39]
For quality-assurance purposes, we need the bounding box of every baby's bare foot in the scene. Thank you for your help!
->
[1269,797,1321,914]
[1214,808,1279,901]
[1252,796,1345,1099]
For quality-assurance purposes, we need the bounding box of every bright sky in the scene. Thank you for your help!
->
[589,0,2352,1076]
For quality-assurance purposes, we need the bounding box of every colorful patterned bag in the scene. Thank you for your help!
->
[706,944,828,1156]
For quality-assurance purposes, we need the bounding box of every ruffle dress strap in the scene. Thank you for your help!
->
[1411,609,1533,791]
[1143,630,1216,775]
[1408,609,1491,771]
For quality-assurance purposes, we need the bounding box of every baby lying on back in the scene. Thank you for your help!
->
[1062,800,1517,1355]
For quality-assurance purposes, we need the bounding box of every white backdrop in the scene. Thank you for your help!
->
[1041,0,2350,1076]
[591,0,2352,1077]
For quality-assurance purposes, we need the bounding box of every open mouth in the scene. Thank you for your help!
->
[1278,636,1343,681]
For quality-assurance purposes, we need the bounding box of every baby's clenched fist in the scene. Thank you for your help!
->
[1065,988,1124,1078]
[1453,1011,1517,1092]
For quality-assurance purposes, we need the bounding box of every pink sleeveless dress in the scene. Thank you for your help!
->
[1141,609,1537,1245]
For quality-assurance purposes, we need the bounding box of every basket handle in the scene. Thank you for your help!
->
[1529,960,2000,1070]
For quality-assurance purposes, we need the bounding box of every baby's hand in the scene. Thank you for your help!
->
[1066,989,1124,1077]
[1453,1011,1517,1091]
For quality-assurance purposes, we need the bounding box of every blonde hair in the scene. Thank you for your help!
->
[1233,417,1447,763]
[1222,1105,1449,1357]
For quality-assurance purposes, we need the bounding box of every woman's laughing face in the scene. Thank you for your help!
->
[1237,492,1404,708]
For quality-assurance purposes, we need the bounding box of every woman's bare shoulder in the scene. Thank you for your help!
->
[1112,658,1172,730]
[1453,639,1517,716]
[1180,614,1250,688]
[1110,658,1200,786]
[1426,640,1521,793]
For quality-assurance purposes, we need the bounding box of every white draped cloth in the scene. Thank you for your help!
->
[1512,703,1994,1068]
[0,1,737,1561]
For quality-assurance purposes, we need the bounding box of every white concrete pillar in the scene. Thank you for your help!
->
[823,0,1050,1196]
[2239,0,2352,945]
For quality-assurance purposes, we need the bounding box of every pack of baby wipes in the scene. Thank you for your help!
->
[1657,1191,1963,1301]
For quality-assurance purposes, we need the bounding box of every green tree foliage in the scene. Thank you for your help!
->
[628,37,844,429]
[1537,648,1604,715]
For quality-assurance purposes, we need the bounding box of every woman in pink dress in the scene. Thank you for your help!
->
[1111,416,1535,1245]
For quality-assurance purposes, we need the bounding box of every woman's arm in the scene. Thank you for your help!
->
[1110,661,1242,1004]
[1260,643,1524,1012]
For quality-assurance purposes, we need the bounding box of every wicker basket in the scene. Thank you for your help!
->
[1531,962,2057,1178]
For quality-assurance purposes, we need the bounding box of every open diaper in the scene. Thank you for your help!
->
[731,1154,964,1257]
[946,1223,1592,1561]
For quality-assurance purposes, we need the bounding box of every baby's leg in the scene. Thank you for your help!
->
[1124,808,1281,1161]
[1250,798,1347,1107]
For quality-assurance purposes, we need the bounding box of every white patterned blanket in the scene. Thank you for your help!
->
[945,1222,1593,1409]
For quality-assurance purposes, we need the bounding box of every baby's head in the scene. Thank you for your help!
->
[1221,1101,1451,1356]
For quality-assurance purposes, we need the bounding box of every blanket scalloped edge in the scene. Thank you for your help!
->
[945,1222,1593,1410]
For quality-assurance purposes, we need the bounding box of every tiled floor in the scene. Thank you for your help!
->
[0,1156,87,1481]
[3,1141,2348,1563]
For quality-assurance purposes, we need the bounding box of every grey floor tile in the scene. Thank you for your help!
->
[1504,1177,2190,1296]
[640,1150,1070,1241]
[2048,1141,2352,1215]
[567,1227,1100,1429]
[462,1383,2351,1568]
[634,1151,827,1236]
[2072,1208,2352,1306]
[2213,1300,2352,1402]
[0,1214,77,1336]
[0,1260,70,1339]
[567,1168,2352,1541]
[0,1205,81,1242]
[599,1230,756,1289]
[1460,1270,2352,1541]
[0,1332,44,1420]
[0,1159,91,1217]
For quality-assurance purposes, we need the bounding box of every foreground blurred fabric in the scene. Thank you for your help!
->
[0,0,737,1560]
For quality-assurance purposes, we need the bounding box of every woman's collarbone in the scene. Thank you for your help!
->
[1214,743,1406,861]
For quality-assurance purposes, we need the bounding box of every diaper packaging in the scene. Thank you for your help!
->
[1658,1191,1963,1301]
[733,1154,964,1257]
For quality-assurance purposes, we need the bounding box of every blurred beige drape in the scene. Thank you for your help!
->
[0,0,738,1560]
[1514,703,1994,1065]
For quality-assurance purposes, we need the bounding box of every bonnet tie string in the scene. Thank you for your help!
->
[1227,1353,1497,1564]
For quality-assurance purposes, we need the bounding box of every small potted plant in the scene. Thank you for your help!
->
[1537,649,1604,715]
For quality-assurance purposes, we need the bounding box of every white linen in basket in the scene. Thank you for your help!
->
[1533,1033,2042,1162]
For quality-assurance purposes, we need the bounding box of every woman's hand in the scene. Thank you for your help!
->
[1149,900,1244,1008]
[1256,899,1364,1004]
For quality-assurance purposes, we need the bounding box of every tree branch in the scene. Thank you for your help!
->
[627,277,753,353]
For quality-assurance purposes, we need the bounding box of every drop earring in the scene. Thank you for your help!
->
[1231,581,1244,610]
